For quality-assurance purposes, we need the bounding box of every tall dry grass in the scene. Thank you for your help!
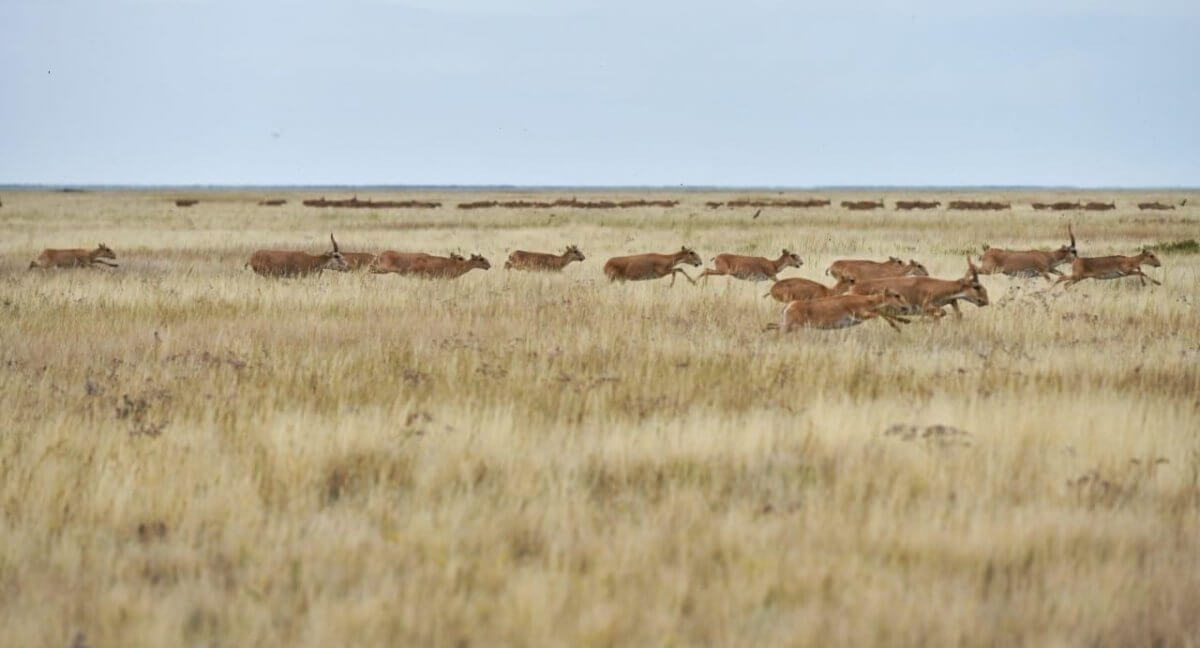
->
[1,189,1198,646]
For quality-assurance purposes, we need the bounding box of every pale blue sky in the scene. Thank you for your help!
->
[1,0,1197,186]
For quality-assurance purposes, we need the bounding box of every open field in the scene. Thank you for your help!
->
[2,189,1199,646]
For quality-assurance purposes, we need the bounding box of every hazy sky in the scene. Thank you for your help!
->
[1,0,1197,186]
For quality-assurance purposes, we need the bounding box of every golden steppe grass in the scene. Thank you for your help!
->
[1,189,1199,646]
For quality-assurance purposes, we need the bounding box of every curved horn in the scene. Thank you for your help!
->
[966,255,979,277]
[330,233,339,253]
[1068,224,1076,248]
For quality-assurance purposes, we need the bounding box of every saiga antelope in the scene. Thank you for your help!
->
[371,251,461,274]
[373,251,490,278]
[340,252,378,271]
[505,245,585,271]
[1053,248,1162,289]
[850,258,989,319]
[697,249,802,282]
[826,257,928,283]
[29,243,118,269]
[772,289,910,332]
[603,247,702,285]
[246,233,349,277]
[764,276,855,303]
[977,225,1077,281]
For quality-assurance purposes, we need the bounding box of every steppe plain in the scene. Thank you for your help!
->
[1,189,1198,646]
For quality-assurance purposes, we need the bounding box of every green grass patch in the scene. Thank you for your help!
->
[1152,239,1200,254]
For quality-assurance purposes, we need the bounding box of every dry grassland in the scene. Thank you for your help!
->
[1,189,1199,646]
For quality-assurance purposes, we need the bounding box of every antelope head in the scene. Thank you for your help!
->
[1140,248,1162,268]
[469,253,491,270]
[95,243,117,260]
[323,233,350,271]
[878,288,908,311]
[677,246,702,266]
[564,245,585,262]
[905,259,929,276]
[958,258,989,306]
[778,249,803,269]
[833,275,856,294]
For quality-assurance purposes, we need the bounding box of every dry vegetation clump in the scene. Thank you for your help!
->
[1,190,1198,646]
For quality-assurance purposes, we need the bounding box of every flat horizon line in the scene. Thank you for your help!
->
[2,183,1197,192]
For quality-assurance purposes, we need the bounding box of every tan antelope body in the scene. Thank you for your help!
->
[775,290,910,332]
[1054,249,1162,289]
[765,277,854,303]
[698,249,802,282]
[247,234,349,277]
[978,226,1077,281]
[29,244,117,269]
[370,251,456,274]
[340,252,378,271]
[603,247,702,285]
[850,259,989,318]
[372,251,490,278]
[505,245,585,271]
[826,257,928,283]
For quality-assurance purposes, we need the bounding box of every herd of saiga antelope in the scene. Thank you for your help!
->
[28,225,1163,333]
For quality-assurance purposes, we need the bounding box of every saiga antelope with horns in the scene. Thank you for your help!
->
[696,249,803,282]
[977,225,1077,281]
[29,243,118,269]
[850,258,989,319]
[603,247,702,285]
[1053,248,1162,289]
[246,234,349,277]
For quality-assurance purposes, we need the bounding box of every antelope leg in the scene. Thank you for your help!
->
[1134,270,1161,286]
[877,313,903,332]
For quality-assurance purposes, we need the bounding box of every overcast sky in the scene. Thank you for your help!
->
[1,0,1197,186]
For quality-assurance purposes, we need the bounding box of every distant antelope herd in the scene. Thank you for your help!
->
[24,204,1176,333]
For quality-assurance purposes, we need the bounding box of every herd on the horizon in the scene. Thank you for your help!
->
[148,196,1193,211]
[26,224,1165,333]
[0,194,1188,212]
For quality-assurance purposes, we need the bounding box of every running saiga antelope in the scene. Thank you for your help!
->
[1053,248,1162,289]
[603,247,702,285]
[697,249,802,282]
[246,233,349,277]
[850,258,989,318]
[771,289,910,332]
[29,243,118,269]
[504,245,585,271]
[977,225,1077,281]
[373,251,490,278]
[340,252,378,271]
[764,276,855,303]
[826,257,928,282]
[371,251,460,274]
